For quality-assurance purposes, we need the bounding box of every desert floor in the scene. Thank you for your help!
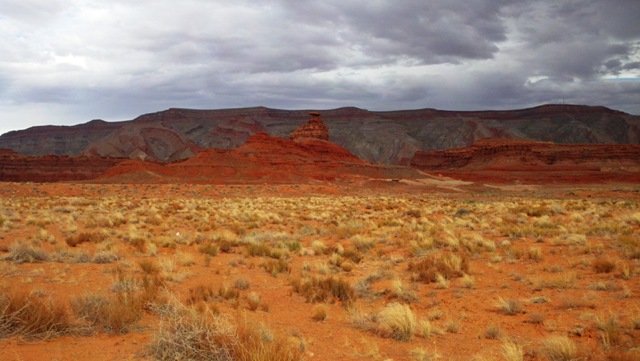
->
[0,182,639,361]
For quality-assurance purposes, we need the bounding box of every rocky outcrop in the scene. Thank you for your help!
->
[290,112,329,141]
[1,104,639,164]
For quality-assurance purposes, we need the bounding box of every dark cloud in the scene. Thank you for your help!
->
[0,0,639,135]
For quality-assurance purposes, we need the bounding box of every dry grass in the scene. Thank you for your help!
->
[541,335,579,361]
[187,285,217,305]
[495,297,523,315]
[532,272,578,290]
[501,339,524,361]
[595,314,623,349]
[291,276,354,304]
[72,293,142,334]
[6,243,49,263]
[3,187,640,359]
[149,303,303,361]
[408,252,469,283]
[375,303,416,341]
[0,287,74,339]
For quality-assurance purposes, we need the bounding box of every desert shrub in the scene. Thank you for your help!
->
[261,259,291,276]
[92,251,119,264]
[246,243,273,258]
[528,247,543,262]
[217,239,238,253]
[51,249,90,263]
[187,285,217,305]
[408,252,469,283]
[376,303,416,341]
[341,248,363,264]
[596,314,622,348]
[291,276,354,304]
[234,278,250,290]
[246,292,261,311]
[150,306,236,361]
[389,279,418,303]
[592,257,616,273]
[496,297,523,315]
[149,304,302,361]
[139,260,161,275]
[6,243,49,263]
[541,336,578,361]
[351,235,376,252]
[527,313,545,324]
[218,285,240,301]
[311,304,327,321]
[72,293,142,334]
[0,287,74,339]
[484,324,501,339]
[311,240,328,255]
[199,243,219,257]
[66,231,106,247]
[532,272,577,290]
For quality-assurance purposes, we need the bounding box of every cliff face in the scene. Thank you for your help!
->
[1,104,638,165]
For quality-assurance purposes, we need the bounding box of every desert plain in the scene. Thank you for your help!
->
[0,180,639,361]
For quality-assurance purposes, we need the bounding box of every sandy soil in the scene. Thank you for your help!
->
[0,181,639,361]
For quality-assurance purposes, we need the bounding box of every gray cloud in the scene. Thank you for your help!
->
[0,0,639,135]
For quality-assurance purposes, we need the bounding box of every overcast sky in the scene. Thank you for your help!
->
[1,0,639,135]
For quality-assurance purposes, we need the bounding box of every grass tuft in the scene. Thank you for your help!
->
[376,303,416,341]
[541,335,579,361]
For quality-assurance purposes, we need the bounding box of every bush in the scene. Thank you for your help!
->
[592,257,616,273]
[72,293,142,334]
[0,287,74,339]
[66,231,106,247]
[408,252,469,283]
[291,276,354,304]
[496,297,523,315]
[6,243,49,263]
[311,304,328,321]
[149,303,303,361]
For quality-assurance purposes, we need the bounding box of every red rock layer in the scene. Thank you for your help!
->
[411,138,640,183]
[290,112,329,141]
[0,150,122,182]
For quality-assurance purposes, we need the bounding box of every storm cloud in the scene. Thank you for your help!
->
[1,0,639,135]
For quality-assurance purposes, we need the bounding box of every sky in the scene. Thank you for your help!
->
[1,0,639,135]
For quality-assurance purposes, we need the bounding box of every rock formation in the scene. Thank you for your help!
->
[410,138,640,183]
[290,112,329,141]
[1,104,639,165]
[101,132,420,183]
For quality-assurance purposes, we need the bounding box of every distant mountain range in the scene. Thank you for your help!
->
[1,104,638,164]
